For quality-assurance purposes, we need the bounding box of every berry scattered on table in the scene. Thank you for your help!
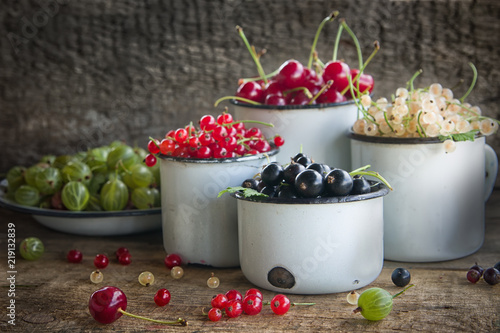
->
[90,270,104,284]
[93,254,109,269]
[138,271,155,286]
[164,253,182,269]
[207,273,220,289]
[391,268,411,287]
[353,285,414,321]
[171,266,184,279]
[89,286,186,325]
[154,288,171,307]
[207,307,222,322]
[19,237,44,261]
[346,291,360,305]
[67,249,83,263]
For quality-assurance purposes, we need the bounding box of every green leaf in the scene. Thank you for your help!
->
[217,186,268,198]
[438,130,479,142]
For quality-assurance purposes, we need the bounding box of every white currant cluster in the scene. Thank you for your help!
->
[353,79,499,153]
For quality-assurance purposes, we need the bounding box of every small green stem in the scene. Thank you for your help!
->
[118,309,187,326]
[226,119,275,128]
[459,62,477,103]
[283,86,313,98]
[308,11,339,69]
[349,164,371,173]
[214,96,262,107]
[341,20,363,70]
[332,22,344,61]
[236,25,268,84]
[349,170,393,191]
[239,68,280,84]
[407,69,423,93]
[262,301,316,306]
[392,284,414,299]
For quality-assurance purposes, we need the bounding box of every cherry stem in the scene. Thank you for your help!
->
[309,80,333,105]
[236,25,268,84]
[239,68,280,84]
[392,284,415,299]
[341,20,363,70]
[307,11,339,69]
[332,21,344,61]
[118,308,187,326]
[214,96,262,107]
[283,86,313,99]
[459,62,477,103]
[226,119,274,128]
[340,40,380,97]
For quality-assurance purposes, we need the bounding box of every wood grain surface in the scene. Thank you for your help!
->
[0,190,498,332]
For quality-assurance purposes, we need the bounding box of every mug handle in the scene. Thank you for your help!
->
[484,144,498,201]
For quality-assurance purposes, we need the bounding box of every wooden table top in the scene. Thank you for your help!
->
[1,191,499,332]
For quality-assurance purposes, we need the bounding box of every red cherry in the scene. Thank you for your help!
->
[89,286,127,324]
[211,293,229,309]
[115,247,129,259]
[236,81,264,103]
[265,93,287,106]
[264,80,284,96]
[225,300,243,318]
[270,294,291,315]
[242,294,263,315]
[347,69,375,98]
[207,307,222,322]
[289,91,314,105]
[276,59,306,89]
[67,249,83,263]
[154,288,171,306]
[144,154,157,167]
[318,87,347,104]
[322,61,351,93]
[164,253,182,269]
[303,67,324,91]
[94,254,109,269]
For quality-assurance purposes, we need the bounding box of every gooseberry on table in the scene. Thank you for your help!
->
[19,237,44,261]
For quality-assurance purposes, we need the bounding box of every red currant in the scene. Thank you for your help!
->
[115,247,129,259]
[225,289,243,302]
[164,253,182,269]
[199,115,216,131]
[147,139,160,154]
[66,249,83,263]
[244,288,263,300]
[196,146,212,159]
[154,288,171,306]
[188,136,201,148]
[212,125,228,142]
[245,127,262,139]
[198,132,213,146]
[165,129,175,139]
[160,139,176,155]
[252,139,271,152]
[270,294,291,315]
[207,307,222,322]
[174,128,188,143]
[118,252,131,265]
[273,135,285,147]
[212,146,228,159]
[144,154,157,167]
[94,254,109,269]
[217,113,233,125]
[225,299,243,318]
[234,144,247,156]
[242,294,263,315]
[211,293,229,309]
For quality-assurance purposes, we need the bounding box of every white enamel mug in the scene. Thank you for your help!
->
[350,133,498,262]
[232,101,357,170]
[236,183,390,294]
[159,150,277,267]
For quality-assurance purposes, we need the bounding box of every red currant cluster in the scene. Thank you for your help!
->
[145,112,284,167]
[206,288,314,321]
[235,58,374,106]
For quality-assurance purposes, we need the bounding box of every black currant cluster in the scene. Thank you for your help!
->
[466,262,500,285]
[242,153,372,199]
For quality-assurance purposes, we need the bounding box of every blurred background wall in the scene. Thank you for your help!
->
[1,0,499,184]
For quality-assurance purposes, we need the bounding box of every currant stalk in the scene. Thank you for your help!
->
[236,25,268,84]
[349,165,393,191]
[307,10,339,69]
[459,62,477,103]
[117,308,187,326]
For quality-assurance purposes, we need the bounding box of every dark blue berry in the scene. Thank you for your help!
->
[391,267,411,287]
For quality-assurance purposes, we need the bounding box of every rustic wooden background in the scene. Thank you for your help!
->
[1,0,499,183]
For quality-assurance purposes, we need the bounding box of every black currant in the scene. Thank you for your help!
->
[306,163,331,178]
[294,169,324,198]
[291,153,306,162]
[324,168,353,196]
[260,185,277,197]
[350,176,371,195]
[261,163,284,186]
[296,155,312,167]
[493,261,500,272]
[283,162,306,184]
[483,267,500,285]
[391,267,411,287]
[469,263,484,276]
[466,269,481,284]
[241,178,259,190]
[277,184,298,198]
